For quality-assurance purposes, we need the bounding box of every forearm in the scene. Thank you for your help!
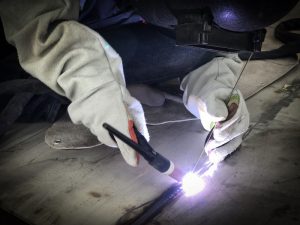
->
[0,0,125,101]
[1,0,149,167]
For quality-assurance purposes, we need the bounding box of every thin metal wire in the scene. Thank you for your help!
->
[192,144,206,172]
[192,52,254,172]
[227,52,254,102]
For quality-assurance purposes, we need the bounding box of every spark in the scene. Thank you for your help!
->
[181,172,205,197]
[181,161,219,197]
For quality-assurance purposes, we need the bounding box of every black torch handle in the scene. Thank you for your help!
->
[103,123,172,173]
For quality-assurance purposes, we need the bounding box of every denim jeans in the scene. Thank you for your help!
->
[79,0,217,85]
[100,24,216,85]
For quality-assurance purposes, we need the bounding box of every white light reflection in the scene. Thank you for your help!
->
[181,172,205,197]
[181,162,219,197]
[202,163,218,178]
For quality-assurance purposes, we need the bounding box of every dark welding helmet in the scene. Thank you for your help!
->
[129,0,299,52]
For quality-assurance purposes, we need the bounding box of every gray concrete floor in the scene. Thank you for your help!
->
[0,4,300,225]
[153,62,300,225]
[0,63,299,225]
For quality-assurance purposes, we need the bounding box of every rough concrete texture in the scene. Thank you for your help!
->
[153,69,300,225]
[0,65,299,225]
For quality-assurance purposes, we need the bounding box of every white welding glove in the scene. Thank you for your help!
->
[180,55,250,163]
[67,37,150,167]
[0,0,149,167]
[69,83,149,167]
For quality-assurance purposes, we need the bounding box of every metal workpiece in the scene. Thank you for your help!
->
[120,162,214,225]
[128,183,183,225]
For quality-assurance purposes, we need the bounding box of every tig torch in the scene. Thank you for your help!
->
[103,123,184,182]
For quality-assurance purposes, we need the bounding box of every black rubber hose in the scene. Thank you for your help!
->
[239,18,300,60]
[275,18,300,43]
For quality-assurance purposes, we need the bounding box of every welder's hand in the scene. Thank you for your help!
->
[204,90,249,163]
[69,85,149,167]
[180,55,250,163]
[0,0,149,167]
[64,31,149,167]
